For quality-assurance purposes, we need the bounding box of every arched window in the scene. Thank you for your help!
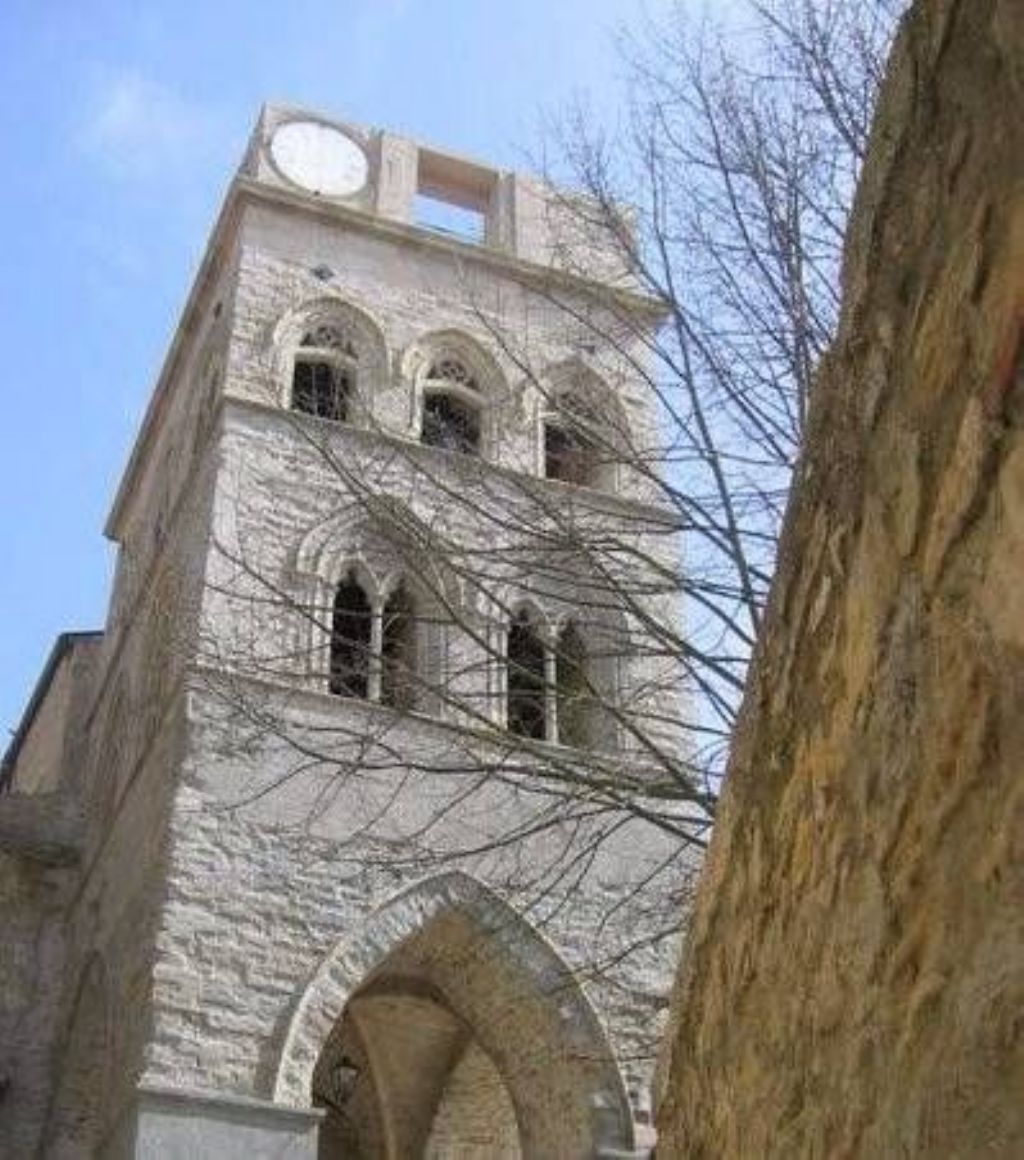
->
[381,583,418,710]
[543,393,603,488]
[544,421,598,487]
[330,574,372,698]
[503,607,615,750]
[420,357,482,455]
[555,620,591,749]
[292,323,357,421]
[507,609,547,740]
[539,361,631,492]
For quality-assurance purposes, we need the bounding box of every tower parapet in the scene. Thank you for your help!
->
[240,103,634,283]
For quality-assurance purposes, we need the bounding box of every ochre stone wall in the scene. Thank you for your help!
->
[658,1,1024,1156]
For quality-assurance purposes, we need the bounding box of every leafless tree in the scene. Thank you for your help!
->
[195,0,903,986]
[537,0,904,780]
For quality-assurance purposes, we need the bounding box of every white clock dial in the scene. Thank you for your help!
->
[269,121,369,197]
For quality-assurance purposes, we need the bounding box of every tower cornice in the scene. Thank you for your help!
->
[232,175,668,318]
[105,175,666,543]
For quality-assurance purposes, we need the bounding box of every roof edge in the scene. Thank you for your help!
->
[1,631,105,790]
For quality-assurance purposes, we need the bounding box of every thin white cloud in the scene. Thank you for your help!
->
[77,70,225,182]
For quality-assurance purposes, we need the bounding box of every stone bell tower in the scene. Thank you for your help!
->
[1,106,687,1158]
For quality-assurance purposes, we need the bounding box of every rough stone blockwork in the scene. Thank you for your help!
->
[659,1,1023,1156]
[3,105,687,1157]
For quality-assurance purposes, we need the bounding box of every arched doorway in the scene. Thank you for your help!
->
[313,977,521,1159]
[275,873,635,1159]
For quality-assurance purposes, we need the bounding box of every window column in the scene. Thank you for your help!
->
[368,602,384,702]
[543,638,558,744]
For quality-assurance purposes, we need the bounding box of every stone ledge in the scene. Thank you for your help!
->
[137,1082,325,1127]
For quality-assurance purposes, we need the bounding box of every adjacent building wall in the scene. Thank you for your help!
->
[658,1,1024,1155]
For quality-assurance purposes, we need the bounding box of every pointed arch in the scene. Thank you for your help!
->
[291,501,461,710]
[551,554,631,752]
[538,357,631,491]
[498,568,630,751]
[271,294,388,420]
[368,495,463,611]
[401,329,509,458]
[400,328,508,403]
[272,871,634,1157]
[293,499,462,610]
[543,355,628,426]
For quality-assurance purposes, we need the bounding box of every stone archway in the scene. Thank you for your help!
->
[313,976,522,1159]
[274,872,634,1158]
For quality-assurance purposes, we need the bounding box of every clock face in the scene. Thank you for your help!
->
[269,121,369,198]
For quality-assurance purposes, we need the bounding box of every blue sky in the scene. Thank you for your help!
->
[0,0,665,739]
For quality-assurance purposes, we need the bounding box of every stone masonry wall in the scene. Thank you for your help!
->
[134,178,686,1138]
[140,682,676,1108]
[0,445,217,1158]
[659,2,1024,1156]
[3,116,686,1156]
[204,401,685,745]
[225,210,664,496]
[0,853,72,1159]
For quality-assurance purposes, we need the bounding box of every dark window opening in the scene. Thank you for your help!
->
[421,392,481,455]
[292,360,351,421]
[555,621,590,749]
[381,585,417,710]
[507,611,546,740]
[330,576,371,698]
[544,421,598,487]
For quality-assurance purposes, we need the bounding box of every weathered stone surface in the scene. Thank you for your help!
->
[658,1,1024,1156]
[3,111,684,1158]
[0,792,82,866]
